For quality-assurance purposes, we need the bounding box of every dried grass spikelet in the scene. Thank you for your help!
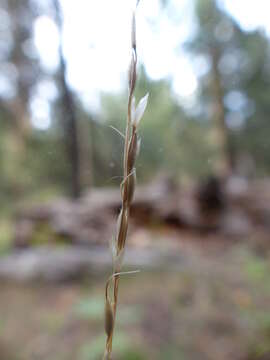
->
[104,270,140,338]
[127,128,138,172]
[105,298,114,337]
[131,10,136,51]
[121,169,136,206]
[132,93,149,127]
[116,208,128,250]
[128,49,137,95]
[113,248,125,272]
[102,1,148,358]
[126,170,136,204]
[110,237,125,272]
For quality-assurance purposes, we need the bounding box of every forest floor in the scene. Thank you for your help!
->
[0,227,270,360]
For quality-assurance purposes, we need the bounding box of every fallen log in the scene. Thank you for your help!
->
[12,177,270,249]
[0,245,186,283]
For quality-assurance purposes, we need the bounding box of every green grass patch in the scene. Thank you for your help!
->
[0,218,13,255]
[79,332,145,360]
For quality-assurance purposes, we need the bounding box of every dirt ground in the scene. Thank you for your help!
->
[0,228,270,360]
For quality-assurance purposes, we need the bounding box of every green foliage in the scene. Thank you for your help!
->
[242,309,270,359]
[157,345,186,360]
[119,350,146,360]
[186,0,270,175]
[100,67,216,180]
[0,0,270,208]
[79,333,145,360]
[245,255,270,285]
[0,219,13,255]
[29,222,69,247]
[26,131,70,191]
[75,296,142,326]
[75,296,104,321]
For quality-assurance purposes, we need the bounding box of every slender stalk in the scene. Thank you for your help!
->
[102,2,148,359]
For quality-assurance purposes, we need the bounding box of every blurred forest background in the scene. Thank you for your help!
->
[0,0,270,359]
[1,0,270,204]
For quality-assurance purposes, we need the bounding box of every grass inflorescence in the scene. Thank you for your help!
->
[102,2,148,359]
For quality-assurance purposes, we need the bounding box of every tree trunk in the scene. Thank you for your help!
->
[53,0,81,199]
[211,48,234,178]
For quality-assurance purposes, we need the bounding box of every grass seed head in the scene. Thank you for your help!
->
[103,1,147,357]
